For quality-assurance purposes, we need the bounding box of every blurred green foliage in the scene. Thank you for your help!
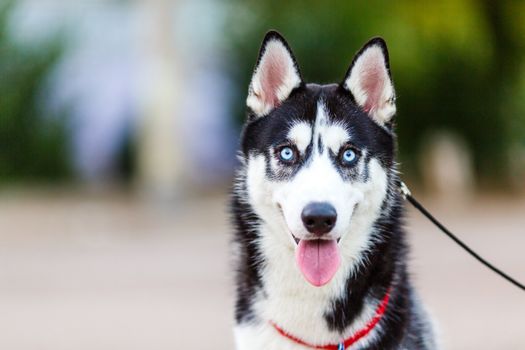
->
[225,0,525,187]
[0,1,70,183]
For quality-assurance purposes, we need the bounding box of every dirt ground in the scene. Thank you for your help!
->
[0,189,523,349]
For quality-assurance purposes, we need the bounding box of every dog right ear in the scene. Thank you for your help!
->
[246,31,303,118]
[342,38,396,126]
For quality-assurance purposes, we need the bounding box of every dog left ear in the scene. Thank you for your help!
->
[342,38,396,126]
[246,31,303,117]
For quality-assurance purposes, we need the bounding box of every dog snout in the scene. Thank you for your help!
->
[301,202,337,236]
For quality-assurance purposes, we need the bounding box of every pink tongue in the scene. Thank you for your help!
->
[295,239,341,287]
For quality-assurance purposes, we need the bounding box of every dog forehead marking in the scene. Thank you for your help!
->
[314,101,350,154]
[287,122,312,153]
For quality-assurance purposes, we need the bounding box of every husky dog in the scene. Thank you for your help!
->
[231,31,437,350]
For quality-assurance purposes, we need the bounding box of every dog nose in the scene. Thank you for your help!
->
[301,202,337,235]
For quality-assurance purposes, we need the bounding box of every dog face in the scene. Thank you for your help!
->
[240,32,397,287]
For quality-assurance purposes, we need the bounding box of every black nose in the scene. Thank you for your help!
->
[301,202,337,235]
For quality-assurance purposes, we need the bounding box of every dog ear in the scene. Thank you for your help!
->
[246,31,303,117]
[342,38,396,126]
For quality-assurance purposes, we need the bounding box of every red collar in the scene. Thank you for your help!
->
[270,288,391,350]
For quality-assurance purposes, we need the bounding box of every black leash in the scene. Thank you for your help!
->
[399,182,525,292]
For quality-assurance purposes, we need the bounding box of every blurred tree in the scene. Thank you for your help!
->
[0,0,69,183]
[224,0,525,188]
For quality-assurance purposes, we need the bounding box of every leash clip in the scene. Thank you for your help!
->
[338,342,345,350]
[398,181,411,199]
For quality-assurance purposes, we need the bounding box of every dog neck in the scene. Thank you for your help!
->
[253,214,400,344]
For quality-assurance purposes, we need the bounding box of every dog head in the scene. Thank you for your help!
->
[240,31,397,287]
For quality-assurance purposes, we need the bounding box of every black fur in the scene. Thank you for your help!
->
[231,192,264,323]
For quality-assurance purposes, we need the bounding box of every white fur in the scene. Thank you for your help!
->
[344,45,396,125]
[246,39,301,117]
[287,122,312,153]
[239,101,390,349]
[324,123,351,153]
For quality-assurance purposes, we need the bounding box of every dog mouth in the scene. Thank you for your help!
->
[291,234,341,245]
[277,203,342,287]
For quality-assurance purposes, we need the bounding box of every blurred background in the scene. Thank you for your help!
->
[0,0,524,349]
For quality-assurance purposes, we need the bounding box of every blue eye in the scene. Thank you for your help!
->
[341,148,358,165]
[279,146,295,162]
